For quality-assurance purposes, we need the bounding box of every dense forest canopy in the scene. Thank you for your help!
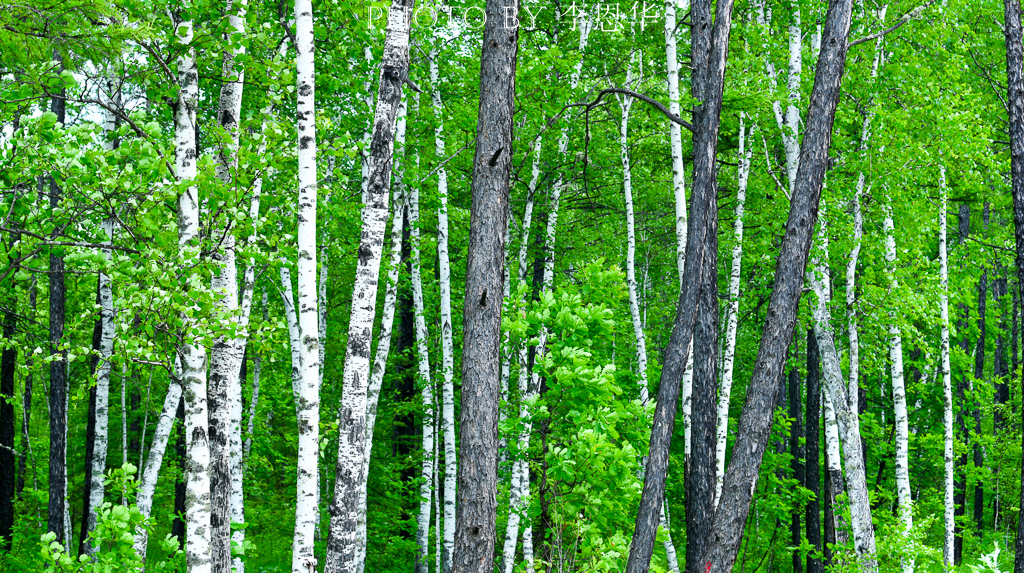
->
[2,0,1024,572]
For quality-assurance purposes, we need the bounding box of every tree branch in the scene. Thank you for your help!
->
[848,1,936,48]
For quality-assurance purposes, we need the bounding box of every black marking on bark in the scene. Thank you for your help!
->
[479,289,487,307]
[488,148,503,166]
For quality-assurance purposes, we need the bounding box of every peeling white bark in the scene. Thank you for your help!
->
[430,46,457,573]
[292,0,321,568]
[939,165,955,566]
[173,15,213,573]
[133,372,183,559]
[408,98,436,573]
[809,204,878,572]
[883,194,913,558]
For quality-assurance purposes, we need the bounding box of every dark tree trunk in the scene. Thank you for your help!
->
[395,207,416,529]
[627,0,735,570]
[686,0,718,565]
[47,77,69,547]
[955,203,971,566]
[451,1,517,572]
[16,278,36,497]
[172,397,186,550]
[1004,1,1024,570]
[78,284,102,556]
[699,0,855,570]
[805,330,822,573]
[955,303,968,566]
[858,382,867,469]
[789,369,804,573]
[1013,284,1019,384]
[1,308,16,551]
[975,267,987,532]
[996,279,1010,432]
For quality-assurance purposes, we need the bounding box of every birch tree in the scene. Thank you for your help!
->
[354,97,407,573]
[430,37,457,573]
[208,2,248,569]
[173,12,213,573]
[939,165,956,566]
[291,0,321,569]
[715,113,753,507]
[324,0,415,570]
[409,98,436,573]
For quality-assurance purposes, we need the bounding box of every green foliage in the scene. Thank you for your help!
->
[35,465,182,573]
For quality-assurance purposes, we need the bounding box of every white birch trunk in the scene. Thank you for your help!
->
[522,462,535,573]
[618,61,648,406]
[173,15,213,573]
[354,97,409,573]
[714,114,752,508]
[822,391,849,547]
[664,0,689,286]
[292,0,321,568]
[327,6,415,564]
[84,86,118,552]
[409,110,436,573]
[430,48,457,573]
[847,175,863,412]
[939,165,955,565]
[208,6,248,567]
[133,376,183,559]
[883,195,914,556]
[808,206,877,571]
[665,0,695,455]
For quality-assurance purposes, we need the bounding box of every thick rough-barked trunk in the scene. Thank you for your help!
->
[47,81,69,549]
[451,1,518,571]
[938,165,955,566]
[0,309,14,550]
[806,330,822,573]
[324,1,414,571]
[292,0,321,570]
[626,0,733,571]
[208,3,248,570]
[430,44,457,573]
[175,16,213,573]
[699,1,854,571]
[1004,1,1024,571]
[715,114,752,508]
[686,1,721,563]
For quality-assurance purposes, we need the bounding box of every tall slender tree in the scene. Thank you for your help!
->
[1004,0,1024,570]
[451,0,518,570]
[701,0,856,570]
[324,0,415,571]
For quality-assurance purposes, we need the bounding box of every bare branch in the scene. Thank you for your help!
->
[848,1,937,48]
